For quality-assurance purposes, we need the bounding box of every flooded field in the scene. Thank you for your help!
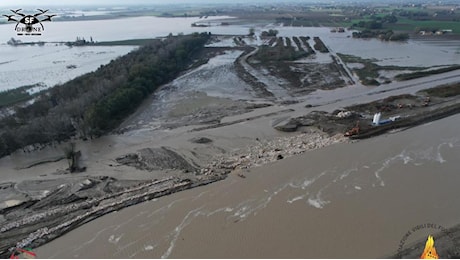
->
[0,44,135,91]
[119,50,258,132]
[0,16,459,91]
[0,16,236,43]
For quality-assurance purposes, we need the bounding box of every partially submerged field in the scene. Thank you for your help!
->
[224,3,460,36]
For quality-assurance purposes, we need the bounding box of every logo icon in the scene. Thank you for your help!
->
[2,9,55,36]
[420,235,439,259]
[396,223,458,258]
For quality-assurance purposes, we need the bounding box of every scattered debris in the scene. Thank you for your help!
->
[336,111,352,118]
[116,147,197,173]
[189,137,213,144]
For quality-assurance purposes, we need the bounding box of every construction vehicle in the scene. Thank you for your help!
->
[344,121,360,137]
[423,96,431,107]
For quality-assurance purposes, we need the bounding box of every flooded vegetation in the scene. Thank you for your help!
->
[0,0,460,258]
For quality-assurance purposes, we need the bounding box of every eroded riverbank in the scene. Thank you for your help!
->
[0,125,348,257]
[34,113,460,258]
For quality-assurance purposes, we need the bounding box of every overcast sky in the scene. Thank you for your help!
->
[0,0,214,6]
[0,0,413,8]
[0,0,153,6]
[0,0,330,7]
[0,0,269,6]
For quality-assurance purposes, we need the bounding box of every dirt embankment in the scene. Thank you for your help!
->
[233,47,276,99]
[232,36,349,99]
[0,142,228,257]
[0,173,225,258]
[273,83,460,140]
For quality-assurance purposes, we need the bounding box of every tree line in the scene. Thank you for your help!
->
[352,29,409,41]
[351,15,398,30]
[0,32,211,157]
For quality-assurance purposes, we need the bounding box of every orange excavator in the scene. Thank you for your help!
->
[344,120,360,137]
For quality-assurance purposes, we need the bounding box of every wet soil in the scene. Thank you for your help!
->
[116,147,198,173]
[244,36,350,97]
[274,87,460,141]
[0,173,227,258]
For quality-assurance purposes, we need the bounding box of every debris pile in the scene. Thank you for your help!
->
[200,129,347,176]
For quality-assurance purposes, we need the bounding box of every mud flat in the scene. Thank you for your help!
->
[233,47,276,99]
[274,82,460,142]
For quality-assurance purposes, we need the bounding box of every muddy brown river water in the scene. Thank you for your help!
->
[35,113,460,258]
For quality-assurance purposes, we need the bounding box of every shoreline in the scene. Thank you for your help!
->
[1,72,460,257]
[8,176,225,256]
[351,101,460,139]
[0,126,347,258]
[2,99,460,256]
[32,112,460,258]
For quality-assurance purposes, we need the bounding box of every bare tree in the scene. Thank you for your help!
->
[63,142,81,172]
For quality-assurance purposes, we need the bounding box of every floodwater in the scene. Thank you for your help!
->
[0,16,231,91]
[260,26,460,67]
[0,16,236,43]
[119,50,256,132]
[1,16,459,90]
[0,44,135,91]
[36,113,460,258]
[166,50,254,100]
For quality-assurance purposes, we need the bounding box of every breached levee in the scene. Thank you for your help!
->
[199,128,348,176]
[0,176,225,258]
[0,128,346,257]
